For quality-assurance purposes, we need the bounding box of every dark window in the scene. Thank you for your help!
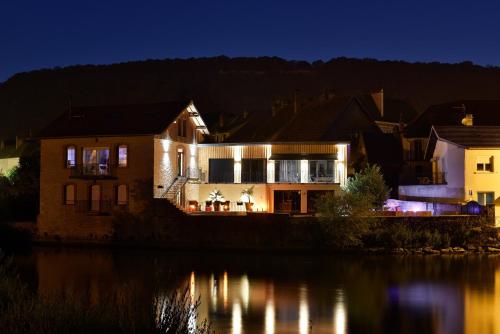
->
[274,190,301,213]
[242,159,266,183]
[209,159,234,183]
[116,184,128,205]
[64,184,76,205]
[478,192,494,205]
[177,118,187,137]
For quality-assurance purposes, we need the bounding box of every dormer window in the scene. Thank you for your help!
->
[66,146,76,168]
[477,156,493,172]
[118,145,128,168]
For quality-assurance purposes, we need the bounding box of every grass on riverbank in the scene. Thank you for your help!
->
[0,252,212,334]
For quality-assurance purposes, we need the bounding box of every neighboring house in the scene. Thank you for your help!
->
[401,100,500,185]
[399,125,500,224]
[37,101,208,238]
[0,137,27,175]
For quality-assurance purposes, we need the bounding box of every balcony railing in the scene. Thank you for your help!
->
[75,200,113,214]
[70,164,117,179]
[415,172,447,185]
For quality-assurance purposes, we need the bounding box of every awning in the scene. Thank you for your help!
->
[269,153,337,160]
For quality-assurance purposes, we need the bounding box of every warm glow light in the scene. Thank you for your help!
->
[234,146,242,162]
[223,271,228,310]
[161,139,171,152]
[241,275,250,310]
[299,286,309,334]
[333,290,347,334]
[300,159,309,183]
[234,161,242,183]
[265,299,275,334]
[232,300,242,334]
[267,160,275,183]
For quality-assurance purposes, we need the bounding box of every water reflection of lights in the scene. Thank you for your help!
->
[210,274,217,311]
[241,275,250,310]
[223,271,228,310]
[299,286,310,334]
[265,298,275,334]
[333,289,347,334]
[232,300,242,334]
[190,271,196,301]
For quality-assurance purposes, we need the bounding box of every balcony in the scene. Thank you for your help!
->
[75,200,113,215]
[69,164,117,180]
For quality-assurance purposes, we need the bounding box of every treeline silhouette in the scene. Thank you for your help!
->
[1,56,500,139]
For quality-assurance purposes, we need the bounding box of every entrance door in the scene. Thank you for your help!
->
[90,184,101,211]
[274,190,301,213]
[177,149,184,176]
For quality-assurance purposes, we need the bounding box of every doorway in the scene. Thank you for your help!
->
[274,190,301,213]
[177,148,184,176]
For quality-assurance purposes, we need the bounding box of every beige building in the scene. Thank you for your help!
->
[37,101,208,239]
[37,97,366,238]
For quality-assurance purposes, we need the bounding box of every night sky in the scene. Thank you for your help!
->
[1,0,499,82]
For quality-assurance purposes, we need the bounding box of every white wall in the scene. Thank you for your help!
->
[433,140,465,189]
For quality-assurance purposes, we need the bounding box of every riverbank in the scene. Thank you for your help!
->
[3,213,499,254]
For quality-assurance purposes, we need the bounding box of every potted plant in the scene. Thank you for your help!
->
[209,189,224,211]
[241,186,254,212]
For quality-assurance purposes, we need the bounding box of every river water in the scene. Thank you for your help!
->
[9,247,500,334]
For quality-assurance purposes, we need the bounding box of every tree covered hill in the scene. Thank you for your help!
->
[1,56,500,139]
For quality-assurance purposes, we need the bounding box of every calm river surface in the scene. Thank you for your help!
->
[9,247,500,334]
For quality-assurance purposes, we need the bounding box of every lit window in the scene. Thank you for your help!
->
[118,145,128,168]
[64,184,76,205]
[478,192,494,205]
[66,146,76,168]
[117,184,128,205]
[477,156,493,172]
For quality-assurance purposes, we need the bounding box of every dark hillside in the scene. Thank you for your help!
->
[1,56,500,139]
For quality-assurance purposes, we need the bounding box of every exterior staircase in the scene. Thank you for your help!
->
[160,167,202,213]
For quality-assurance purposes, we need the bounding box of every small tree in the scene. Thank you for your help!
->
[316,164,390,248]
[343,164,390,210]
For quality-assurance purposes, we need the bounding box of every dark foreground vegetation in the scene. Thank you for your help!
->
[0,252,212,334]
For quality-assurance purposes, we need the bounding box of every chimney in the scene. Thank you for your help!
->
[371,89,384,118]
[462,114,473,126]
[271,105,277,117]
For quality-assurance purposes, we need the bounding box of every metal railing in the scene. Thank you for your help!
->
[70,164,116,179]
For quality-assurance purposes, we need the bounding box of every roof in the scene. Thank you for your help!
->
[425,126,500,159]
[361,132,403,164]
[406,100,500,138]
[221,96,381,143]
[37,100,205,138]
[356,95,417,124]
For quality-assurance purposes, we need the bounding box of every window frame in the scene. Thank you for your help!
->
[208,158,235,183]
[116,184,128,206]
[65,145,77,169]
[117,144,128,168]
[63,183,76,205]
[476,156,494,172]
[478,191,495,205]
[241,158,267,183]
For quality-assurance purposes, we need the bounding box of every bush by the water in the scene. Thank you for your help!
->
[0,252,212,334]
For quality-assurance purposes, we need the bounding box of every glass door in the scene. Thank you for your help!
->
[177,149,184,176]
[83,148,110,175]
